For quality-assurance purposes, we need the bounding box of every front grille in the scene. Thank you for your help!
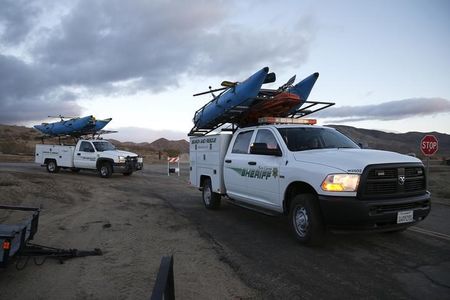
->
[359,163,427,199]
[367,168,397,179]
[365,182,397,194]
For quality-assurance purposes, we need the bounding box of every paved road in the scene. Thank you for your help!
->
[2,162,450,299]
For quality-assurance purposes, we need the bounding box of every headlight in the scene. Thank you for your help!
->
[321,174,360,192]
[118,156,126,163]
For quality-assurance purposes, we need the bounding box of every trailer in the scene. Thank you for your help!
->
[0,205,102,269]
[0,205,40,267]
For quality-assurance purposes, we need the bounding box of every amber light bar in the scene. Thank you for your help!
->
[258,117,317,125]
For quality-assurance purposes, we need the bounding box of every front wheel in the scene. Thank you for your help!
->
[46,160,60,173]
[288,193,325,245]
[202,178,221,210]
[98,162,112,178]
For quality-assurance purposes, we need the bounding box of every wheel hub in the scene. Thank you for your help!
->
[101,167,107,176]
[204,186,211,205]
[294,207,309,237]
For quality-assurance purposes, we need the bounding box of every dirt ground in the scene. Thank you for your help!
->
[0,156,450,299]
[0,165,256,299]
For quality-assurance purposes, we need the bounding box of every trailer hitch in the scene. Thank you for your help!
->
[15,243,102,270]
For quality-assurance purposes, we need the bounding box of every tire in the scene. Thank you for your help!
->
[288,193,325,245]
[123,171,133,176]
[202,178,221,210]
[71,168,80,173]
[46,160,60,173]
[98,162,112,178]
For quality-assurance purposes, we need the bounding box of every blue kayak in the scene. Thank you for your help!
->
[94,118,112,131]
[34,115,96,136]
[193,67,269,128]
[286,72,319,115]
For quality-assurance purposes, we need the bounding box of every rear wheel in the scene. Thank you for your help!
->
[202,178,221,210]
[98,162,112,178]
[46,160,60,173]
[289,193,325,245]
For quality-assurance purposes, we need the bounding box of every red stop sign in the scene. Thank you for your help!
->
[420,135,438,156]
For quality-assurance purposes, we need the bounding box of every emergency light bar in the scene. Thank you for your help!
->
[258,117,317,125]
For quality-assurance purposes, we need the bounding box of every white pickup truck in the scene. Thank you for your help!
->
[35,139,143,178]
[189,119,431,244]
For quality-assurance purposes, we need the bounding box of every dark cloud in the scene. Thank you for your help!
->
[0,0,40,45]
[0,54,82,124]
[0,98,82,123]
[316,98,450,122]
[0,0,315,123]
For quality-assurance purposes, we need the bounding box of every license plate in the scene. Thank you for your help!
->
[397,210,414,224]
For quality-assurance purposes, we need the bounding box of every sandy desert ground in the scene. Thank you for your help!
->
[0,158,449,299]
[0,163,256,299]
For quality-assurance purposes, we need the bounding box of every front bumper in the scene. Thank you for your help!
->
[318,192,431,231]
[113,157,143,173]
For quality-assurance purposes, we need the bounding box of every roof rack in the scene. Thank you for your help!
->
[289,100,335,118]
[188,100,334,136]
[258,117,317,125]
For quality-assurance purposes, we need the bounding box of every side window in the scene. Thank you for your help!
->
[254,129,280,150]
[232,131,254,154]
[80,141,94,152]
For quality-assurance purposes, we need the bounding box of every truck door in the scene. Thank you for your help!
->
[223,130,255,202]
[246,129,283,210]
[74,141,97,169]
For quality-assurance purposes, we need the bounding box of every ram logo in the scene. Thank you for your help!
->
[398,175,406,185]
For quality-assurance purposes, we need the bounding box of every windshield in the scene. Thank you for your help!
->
[93,141,116,152]
[277,127,359,151]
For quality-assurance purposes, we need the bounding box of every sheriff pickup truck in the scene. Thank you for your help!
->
[35,139,143,178]
[189,118,431,244]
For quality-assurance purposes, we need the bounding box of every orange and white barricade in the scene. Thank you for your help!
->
[167,156,180,176]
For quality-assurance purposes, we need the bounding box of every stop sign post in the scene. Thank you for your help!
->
[420,135,438,189]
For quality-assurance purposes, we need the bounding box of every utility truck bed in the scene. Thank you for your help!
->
[190,134,232,194]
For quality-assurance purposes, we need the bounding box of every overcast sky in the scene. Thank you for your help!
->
[1,0,449,141]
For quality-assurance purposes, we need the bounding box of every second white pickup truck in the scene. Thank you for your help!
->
[35,139,143,178]
[190,118,431,244]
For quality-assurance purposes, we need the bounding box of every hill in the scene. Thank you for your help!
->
[0,125,189,159]
[328,125,450,159]
[148,138,189,154]
[0,124,448,160]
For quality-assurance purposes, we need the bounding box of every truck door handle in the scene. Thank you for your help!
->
[248,161,256,165]
[225,159,232,163]
[77,153,81,156]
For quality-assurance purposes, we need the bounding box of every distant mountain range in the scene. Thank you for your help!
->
[329,125,450,158]
[0,125,189,155]
[0,124,448,159]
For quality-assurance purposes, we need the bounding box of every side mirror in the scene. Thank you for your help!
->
[358,142,363,149]
[250,143,282,156]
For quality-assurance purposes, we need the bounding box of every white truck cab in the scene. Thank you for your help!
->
[190,120,431,244]
[35,139,143,178]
